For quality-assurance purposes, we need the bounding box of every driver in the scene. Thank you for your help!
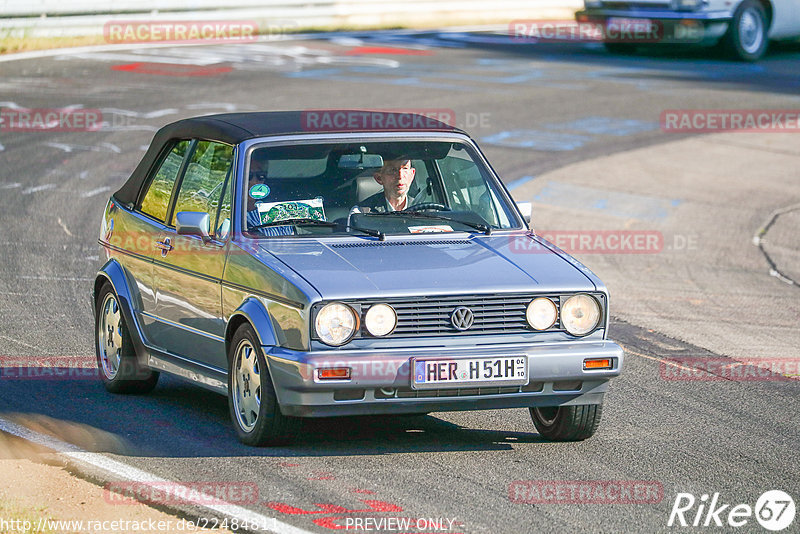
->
[357,156,416,212]
[245,152,270,231]
[245,151,295,237]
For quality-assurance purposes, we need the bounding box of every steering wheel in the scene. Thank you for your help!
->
[407,202,451,212]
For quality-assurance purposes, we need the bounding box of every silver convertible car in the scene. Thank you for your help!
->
[94,111,624,446]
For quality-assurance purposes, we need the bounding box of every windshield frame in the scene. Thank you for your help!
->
[234,132,526,240]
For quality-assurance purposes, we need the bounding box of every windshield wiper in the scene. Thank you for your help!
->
[250,218,337,230]
[361,210,492,235]
[250,218,384,240]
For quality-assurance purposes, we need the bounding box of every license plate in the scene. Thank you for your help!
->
[412,356,527,390]
[607,17,653,31]
[605,18,659,43]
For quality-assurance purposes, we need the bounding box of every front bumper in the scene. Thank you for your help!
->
[265,340,623,417]
[576,9,731,44]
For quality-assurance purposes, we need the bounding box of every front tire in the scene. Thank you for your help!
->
[94,283,159,394]
[530,405,602,441]
[228,324,300,446]
[723,0,768,61]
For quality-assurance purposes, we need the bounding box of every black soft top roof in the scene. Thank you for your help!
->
[114,110,463,206]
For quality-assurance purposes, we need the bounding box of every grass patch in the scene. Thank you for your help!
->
[0,497,53,533]
[0,35,107,55]
[0,13,572,56]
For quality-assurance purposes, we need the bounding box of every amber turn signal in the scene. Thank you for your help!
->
[317,368,351,380]
[583,359,612,370]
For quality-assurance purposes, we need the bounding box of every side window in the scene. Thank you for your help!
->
[438,151,510,227]
[171,141,234,237]
[139,140,190,221]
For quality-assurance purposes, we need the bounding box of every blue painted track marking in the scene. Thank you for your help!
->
[347,63,547,84]
[534,181,679,221]
[481,131,590,151]
[483,115,658,152]
[546,117,658,136]
[506,176,536,190]
[284,70,482,91]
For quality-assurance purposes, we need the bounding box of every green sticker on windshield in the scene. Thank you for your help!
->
[257,198,325,224]
[249,184,270,199]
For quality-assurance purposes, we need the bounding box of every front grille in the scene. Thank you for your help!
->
[601,2,673,9]
[360,294,562,337]
[397,386,520,398]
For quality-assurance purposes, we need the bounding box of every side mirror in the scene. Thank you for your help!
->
[176,211,211,242]
[516,201,532,226]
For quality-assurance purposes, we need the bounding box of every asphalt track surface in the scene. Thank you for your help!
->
[0,32,799,533]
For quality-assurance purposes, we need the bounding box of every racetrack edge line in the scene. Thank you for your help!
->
[0,415,316,534]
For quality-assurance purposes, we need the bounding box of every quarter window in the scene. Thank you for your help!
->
[140,140,190,222]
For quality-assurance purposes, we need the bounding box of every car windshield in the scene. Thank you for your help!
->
[242,140,519,237]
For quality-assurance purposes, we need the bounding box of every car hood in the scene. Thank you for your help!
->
[258,234,597,300]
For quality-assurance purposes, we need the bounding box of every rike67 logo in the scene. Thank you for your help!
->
[668,490,795,531]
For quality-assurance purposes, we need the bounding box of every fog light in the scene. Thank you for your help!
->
[584,358,612,370]
[317,368,351,380]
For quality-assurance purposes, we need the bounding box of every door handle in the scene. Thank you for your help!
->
[155,237,173,257]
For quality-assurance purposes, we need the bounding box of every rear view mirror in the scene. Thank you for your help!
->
[516,201,532,226]
[176,211,211,241]
[338,153,384,169]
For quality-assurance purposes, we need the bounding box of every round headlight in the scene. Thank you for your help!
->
[364,304,397,337]
[315,302,358,346]
[561,294,601,336]
[526,298,558,330]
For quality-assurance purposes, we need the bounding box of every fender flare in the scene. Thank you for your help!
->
[225,297,279,355]
[94,259,149,364]
[225,298,285,401]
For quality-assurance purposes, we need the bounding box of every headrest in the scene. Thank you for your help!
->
[356,172,384,202]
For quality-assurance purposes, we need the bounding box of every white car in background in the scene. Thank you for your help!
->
[577,0,800,61]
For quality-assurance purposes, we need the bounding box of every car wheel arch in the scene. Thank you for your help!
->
[756,0,773,30]
[93,261,149,365]
[224,298,279,361]
[225,303,289,408]
[94,259,142,312]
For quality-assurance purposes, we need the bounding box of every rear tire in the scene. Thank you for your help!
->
[228,323,300,446]
[530,405,602,441]
[94,283,159,394]
[722,0,768,61]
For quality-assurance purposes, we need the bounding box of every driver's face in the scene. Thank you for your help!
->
[249,156,268,180]
[374,159,415,200]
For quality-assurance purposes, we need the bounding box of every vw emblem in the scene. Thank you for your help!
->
[450,306,474,331]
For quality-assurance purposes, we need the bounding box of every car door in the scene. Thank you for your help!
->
[150,140,235,370]
[130,139,192,346]
[769,0,800,38]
